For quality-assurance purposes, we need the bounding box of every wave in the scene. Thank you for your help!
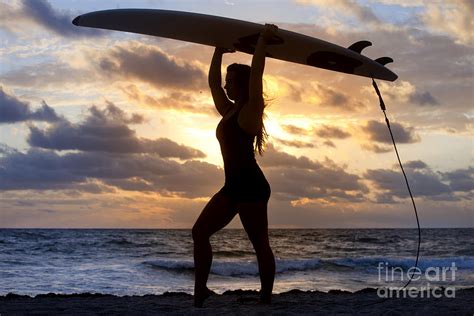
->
[213,250,255,257]
[142,256,474,277]
[143,259,195,273]
[143,258,322,276]
[105,238,161,248]
[330,256,474,270]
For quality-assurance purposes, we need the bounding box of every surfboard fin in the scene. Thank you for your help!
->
[375,57,394,66]
[348,41,372,54]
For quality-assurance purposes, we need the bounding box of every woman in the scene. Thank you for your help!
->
[192,24,278,307]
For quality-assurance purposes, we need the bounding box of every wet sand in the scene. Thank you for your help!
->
[1,288,473,315]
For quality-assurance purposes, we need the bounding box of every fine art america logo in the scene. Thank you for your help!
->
[377,262,457,298]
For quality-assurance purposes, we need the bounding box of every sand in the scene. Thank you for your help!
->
[1,288,473,315]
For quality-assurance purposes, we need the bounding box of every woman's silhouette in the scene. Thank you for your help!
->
[192,24,277,307]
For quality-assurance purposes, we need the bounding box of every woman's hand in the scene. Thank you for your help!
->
[260,24,278,42]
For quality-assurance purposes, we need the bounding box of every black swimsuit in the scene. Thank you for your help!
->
[216,109,271,202]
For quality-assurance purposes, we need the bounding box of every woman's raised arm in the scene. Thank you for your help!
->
[209,47,234,116]
[238,24,278,135]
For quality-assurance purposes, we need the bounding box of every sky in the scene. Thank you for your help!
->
[0,0,472,228]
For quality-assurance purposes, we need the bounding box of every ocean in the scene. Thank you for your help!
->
[1,228,473,296]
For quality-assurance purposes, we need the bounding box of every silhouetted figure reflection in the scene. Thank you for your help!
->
[192,24,278,307]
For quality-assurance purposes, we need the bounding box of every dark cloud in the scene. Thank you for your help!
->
[315,125,350,139]
[259,144,322,170]
[409,91,440,106]
[100,44,206,90]
[363,120,420,144]
[275,138,315,148]
[0,87,60,123]
[318,84,349,107]
[442,167,474,192]
[365,168,451,199]
[364,161,473,203]
[361,143,392,154]
[1,62,95,88]
[20,0,103,38]
[323,140,336,148]
[276,124,350,148]
[0,148,86,191]
[307,83,366,112]
[0,148,221,198]
[0,138,366,202]
[121,84,214,115]
[258,144,367,202]
[405,160,428,170]
[27,102,204,160]
[282,124,311,135]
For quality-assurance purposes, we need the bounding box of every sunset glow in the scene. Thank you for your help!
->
[1,0,472,228]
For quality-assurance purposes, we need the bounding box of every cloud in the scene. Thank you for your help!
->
[121,84,214,115]
[375,80,441,107]
[361,143,391,154]
[296,0,381,25]
[0,2,28,34]
[323,140,336,147]
[404,160,428,170]
[0,148,222,198]
[282,124,312,136]
[259,144,367,202]
[315,125,350,139]
[408,91,440,106]
[0,142,367,202]
[366,168,450,198]
[27,102,205,159]
[0,148,87,191]
[362,120,420,144]
[20,0,104,38]
[441,167,474,192]
[370,0,424,7]
[275,138,315,148]
[304,83,366,112]
[316,83,350,108]
[274,77,364,112]
[0,143,19,156]
[365,161,473,203]
[295,0,472,47]
[422,0,473,46]
[0,87,60,123]
[282,124,350,140]
[1,62,96,88]
[259,144,322,170]
[99,43,206,90]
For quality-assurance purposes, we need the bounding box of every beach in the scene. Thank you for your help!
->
[2,288,474,315]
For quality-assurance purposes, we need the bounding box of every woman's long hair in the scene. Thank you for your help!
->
[227,63,268,156]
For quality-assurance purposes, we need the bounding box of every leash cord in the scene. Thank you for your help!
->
[357,79,422,309]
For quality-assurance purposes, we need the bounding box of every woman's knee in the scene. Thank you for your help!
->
[192,224,209,243]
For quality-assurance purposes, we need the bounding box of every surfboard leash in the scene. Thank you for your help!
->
[353,79,422,310]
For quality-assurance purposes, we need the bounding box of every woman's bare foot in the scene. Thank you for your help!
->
[194,287,216,308]
[258,292,272,304]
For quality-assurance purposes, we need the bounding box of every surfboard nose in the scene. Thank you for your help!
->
[72,16,81,26]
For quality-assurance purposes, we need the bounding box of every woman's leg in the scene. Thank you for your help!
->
[238,201,275,303]
[192,190,237,307]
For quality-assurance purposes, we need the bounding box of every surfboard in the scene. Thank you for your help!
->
[72,9,398,81]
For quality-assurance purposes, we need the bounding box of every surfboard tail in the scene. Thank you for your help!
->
[72,16,81,26]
